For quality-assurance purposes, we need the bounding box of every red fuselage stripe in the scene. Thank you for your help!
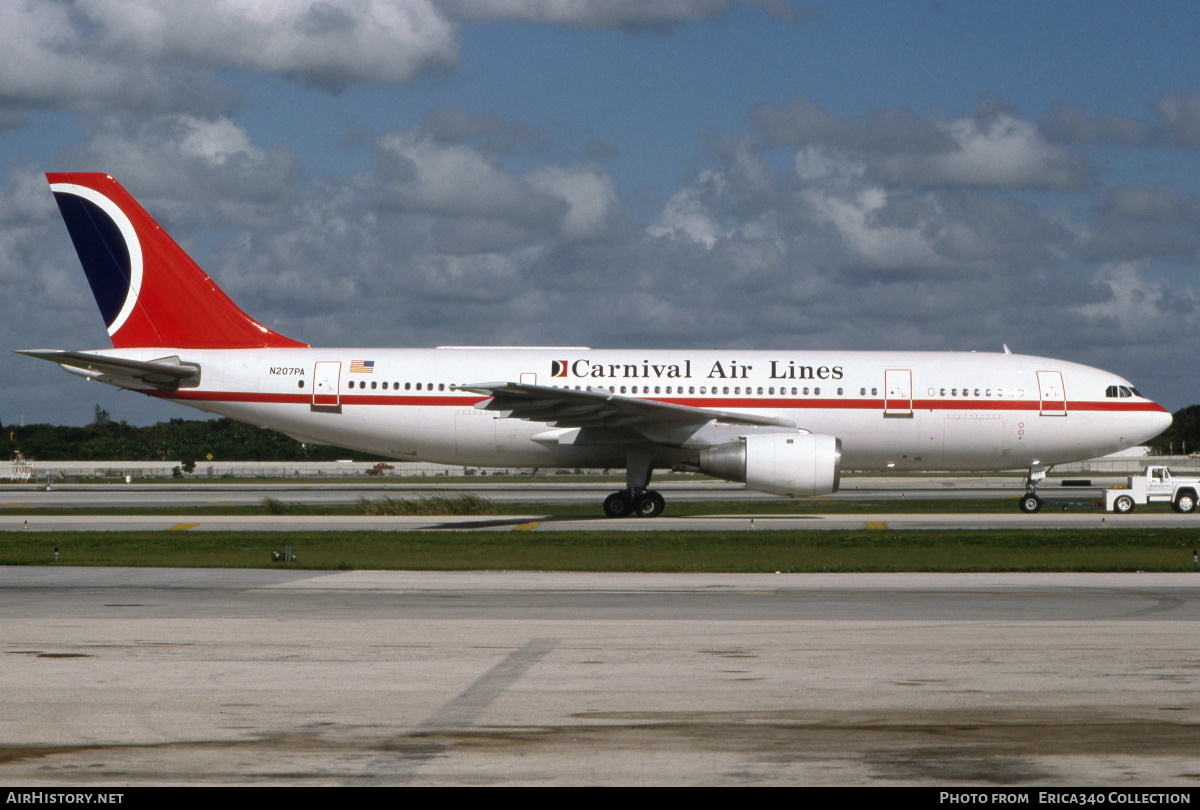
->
[147,390,1169,413]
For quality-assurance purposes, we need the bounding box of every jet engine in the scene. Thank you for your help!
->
[698,433,841,497]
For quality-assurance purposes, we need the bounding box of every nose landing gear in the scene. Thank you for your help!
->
[1018,465,1050,513]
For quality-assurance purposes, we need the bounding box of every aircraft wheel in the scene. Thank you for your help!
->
[633,490,665,518]
[1112,494,1135,514]
[603,491,633,518]
[1173,492,1197,514]
[1018,493,1042,513]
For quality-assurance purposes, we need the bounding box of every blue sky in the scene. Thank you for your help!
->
[2,0,1200,427]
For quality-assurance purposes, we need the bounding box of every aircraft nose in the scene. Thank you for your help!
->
[1143,406,1173,442]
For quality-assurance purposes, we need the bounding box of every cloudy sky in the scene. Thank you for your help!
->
[3,0,1199,426]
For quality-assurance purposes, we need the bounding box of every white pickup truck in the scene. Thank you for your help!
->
[1105,466,1200,513]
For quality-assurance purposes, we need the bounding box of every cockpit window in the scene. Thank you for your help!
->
[1106,385,1137,398]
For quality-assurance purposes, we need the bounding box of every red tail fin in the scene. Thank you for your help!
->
[47,173,308,349]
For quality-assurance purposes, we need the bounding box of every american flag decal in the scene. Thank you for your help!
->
[350,360,375,373]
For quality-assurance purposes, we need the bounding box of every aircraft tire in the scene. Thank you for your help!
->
[633,490,665,518]
[1019,493,1042,513]
[603,491,633,518]
[1112,494,1135,514]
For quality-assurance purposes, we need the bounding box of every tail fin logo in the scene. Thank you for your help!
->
[49,181,143,339]
[45,173,307,350]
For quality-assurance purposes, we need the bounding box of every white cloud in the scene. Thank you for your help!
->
[792,146,864,185]
[0,0,804,116]
[82,0,459,88]
[375,132,530,217]
[799,185,942,270]
[0,0,184,111]
[648,171,729,249]
[440,0,798,29]
[525,164,617,241]
[176,116,264,165]
[0,0,459,115]
[878,114,1092,190]
[1074,261,1197,339]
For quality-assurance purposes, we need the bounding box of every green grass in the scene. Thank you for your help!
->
[3,529,1198,572]
[262,494,500,516]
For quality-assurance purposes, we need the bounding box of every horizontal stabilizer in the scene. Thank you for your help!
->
[15,350,200,390]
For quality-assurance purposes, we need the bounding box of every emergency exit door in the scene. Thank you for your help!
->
[1037,370,1067,416]
[884,369,913,417]
[312,361,342,408]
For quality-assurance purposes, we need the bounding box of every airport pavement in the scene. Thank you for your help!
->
[1,509,1197,531]
[0,568,1197,786]
[1,475,1170,531]
[0,475,1129,508]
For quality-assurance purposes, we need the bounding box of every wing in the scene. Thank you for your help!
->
[454,381,796,430]
[15,350,200,390]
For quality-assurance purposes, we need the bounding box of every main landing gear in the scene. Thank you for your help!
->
[603,489,665,518]
[1018,465,1049,513]
[603,447,666,518]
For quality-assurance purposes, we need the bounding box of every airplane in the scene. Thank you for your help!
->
[17,173,1173,516]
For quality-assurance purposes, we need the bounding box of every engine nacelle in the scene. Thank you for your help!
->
[698,433,841,497]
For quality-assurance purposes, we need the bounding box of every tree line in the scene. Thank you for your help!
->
[3,406,386,464]
[1146,404,1200,457]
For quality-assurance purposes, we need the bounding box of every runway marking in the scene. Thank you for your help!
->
[360,637,559,785]
[865,521,889,530]
[168,522,199,531]
[513,522,540,531]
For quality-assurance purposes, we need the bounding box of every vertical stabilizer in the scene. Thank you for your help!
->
[46,172,307,349]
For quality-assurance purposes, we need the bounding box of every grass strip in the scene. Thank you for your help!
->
[3,529,1199,572]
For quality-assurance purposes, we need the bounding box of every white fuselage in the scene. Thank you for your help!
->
[90,347,1169,473]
